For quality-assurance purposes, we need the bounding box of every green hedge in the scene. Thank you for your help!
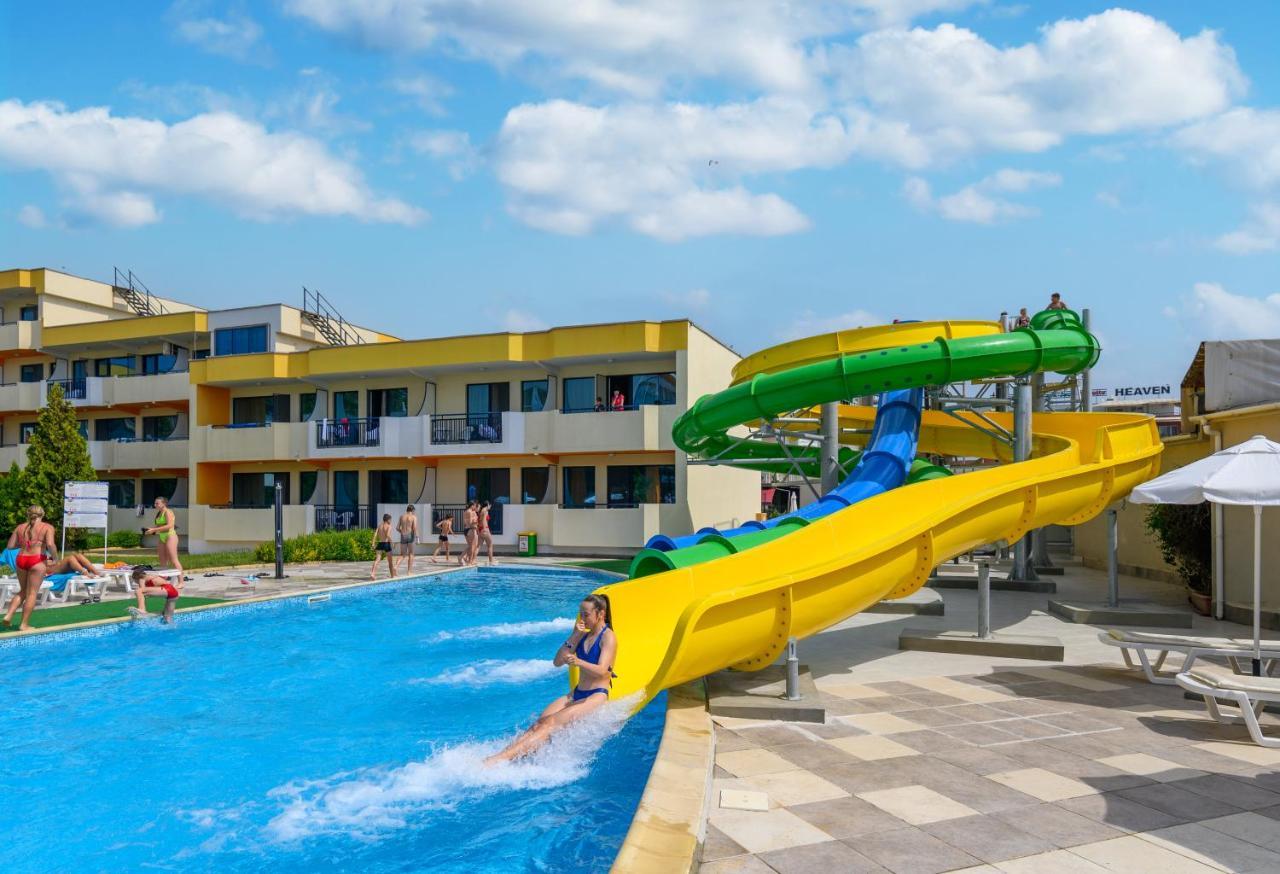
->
[81,530,144,549]
[253,529,376,564]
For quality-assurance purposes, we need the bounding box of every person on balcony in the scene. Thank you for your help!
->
[610,389,625,411]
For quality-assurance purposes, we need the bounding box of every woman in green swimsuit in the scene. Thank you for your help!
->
[145,496,183,580]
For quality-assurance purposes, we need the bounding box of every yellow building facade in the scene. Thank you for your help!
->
[0,268,758,555]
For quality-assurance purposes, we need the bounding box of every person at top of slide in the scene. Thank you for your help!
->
[145,496,183,582]
[127,568,183,623]
[2,505,57,632]
[1047,292,1068,310]
[1014,307,1031,328]
[486,593,617,764]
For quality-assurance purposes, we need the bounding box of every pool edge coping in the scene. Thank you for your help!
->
[610,679,713,874]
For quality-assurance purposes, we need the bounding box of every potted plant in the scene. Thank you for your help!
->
[1144,503,1212,614]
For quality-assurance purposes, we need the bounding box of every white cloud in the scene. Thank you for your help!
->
[0,99,423,227]
[904,168,1059,223]
[781,308,883,340]
[390,76,454,115]
[1214,203,1280,255]
[410,130,481,180]
[171,3,268,64]
[283,0,983,96]
[495,97,847,240]
[1095,190,1122,209]
[17,205,47,228]
[1174,108,1280,190]
[1173,282,1280,339]
[832,9,1245,166]
[502,309,548,332]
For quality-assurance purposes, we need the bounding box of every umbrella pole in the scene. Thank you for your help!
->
[1255,505,1263,677]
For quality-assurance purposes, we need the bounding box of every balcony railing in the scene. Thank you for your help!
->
[313,503,375,532]
[316,418,381,448]
[430,412,501,444]
[560,401,673,414]
[47,378,87,400]
[433,502,504,535]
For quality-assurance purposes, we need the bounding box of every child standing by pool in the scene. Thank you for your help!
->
[371,514,396,580]
[432,514,453,563]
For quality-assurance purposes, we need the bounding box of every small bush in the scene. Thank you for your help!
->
[109,529,142,549]
[83,533,105,549]
[1145,503,1211,593]
[254,529,376,564]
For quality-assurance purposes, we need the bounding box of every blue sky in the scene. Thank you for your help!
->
[3,1,1280,393]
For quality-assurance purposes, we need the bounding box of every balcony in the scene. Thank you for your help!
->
[424,411,522,456]
[310,415,426,458]
[196,422,307,462]
[0,381,46,411]
[0,443,28,469]
[315,418,380,449]
[191,504,314,546]
[0,320,40,352]
[43,371,190,408]
[91,437,189,471]
[521,404,677,454]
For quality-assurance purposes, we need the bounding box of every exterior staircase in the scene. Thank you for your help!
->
[302,286,361,347]
[113,267,167,317]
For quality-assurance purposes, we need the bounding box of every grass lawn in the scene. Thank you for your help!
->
[99,549,262,570]
[1,595,225,634]
[566,558,632,575]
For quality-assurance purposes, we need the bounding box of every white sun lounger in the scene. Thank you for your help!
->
[0,576,18,604]
[1099,629,1280,685]
[1177,664,1280,748]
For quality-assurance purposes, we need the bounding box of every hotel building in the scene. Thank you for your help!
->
[0,267,758,555]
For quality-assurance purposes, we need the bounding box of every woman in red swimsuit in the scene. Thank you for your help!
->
[2,505,58,632]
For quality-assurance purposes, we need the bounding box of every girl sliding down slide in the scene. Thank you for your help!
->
[486,593,617,764]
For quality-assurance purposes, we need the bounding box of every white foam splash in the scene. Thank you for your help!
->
[264,693,642,843]
[411,658,562,687]
[427,617,573,644]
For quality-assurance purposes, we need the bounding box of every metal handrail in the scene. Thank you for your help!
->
[313,503,375,531]
[315,417,381,448]
[47,377,87,400]
[302,286,361,347]
[430,412,502,444]
[433,502,504,535]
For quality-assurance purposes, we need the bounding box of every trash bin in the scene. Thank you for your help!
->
[518,531,537,557]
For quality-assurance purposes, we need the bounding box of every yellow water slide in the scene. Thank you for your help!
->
[596,313,1163,706]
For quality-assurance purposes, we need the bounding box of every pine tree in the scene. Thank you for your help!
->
[0,461,25,531]
[18,383,97,537]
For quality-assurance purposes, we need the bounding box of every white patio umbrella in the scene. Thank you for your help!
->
[1129,434,1280,674]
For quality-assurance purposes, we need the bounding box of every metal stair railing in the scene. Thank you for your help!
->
[112,267,168,317]
[302,286,361,347]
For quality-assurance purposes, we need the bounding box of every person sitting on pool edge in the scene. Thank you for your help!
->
[127,568,182,623]
[486,593,617,764]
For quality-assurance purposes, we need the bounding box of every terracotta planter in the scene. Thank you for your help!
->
[1187,590,1212,616]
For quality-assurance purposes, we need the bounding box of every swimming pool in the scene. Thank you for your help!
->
[2,566,664,872]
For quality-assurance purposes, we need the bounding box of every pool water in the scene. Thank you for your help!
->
[2,566,664,873]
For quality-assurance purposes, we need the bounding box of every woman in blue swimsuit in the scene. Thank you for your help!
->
[486,593,617,764]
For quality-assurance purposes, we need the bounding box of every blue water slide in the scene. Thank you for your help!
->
[645,388,923,552]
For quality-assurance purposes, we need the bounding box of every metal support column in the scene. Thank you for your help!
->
[1081,308,1093,412]
[1012,377,1038,582]
[785,638,801,700]
[1031,372,1054,570]
[977,563,992,639]
[273,481,287,579]
[820,401,840,495]
[1106,507,1119,609]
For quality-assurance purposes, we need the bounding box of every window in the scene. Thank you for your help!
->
[300,470,319,504]
[521,466,550,504]
[232,472,289,508]
[466,468,511,505]
[77,419,88,439]
[605,372,677,408]
[369,469,409,506]
[20,305,37,321]
[332,470,359,508]
[521,379,549,412]
[19,364,43,383]
[368,387,408,418]
[19,422,37,443]
[94,355,135,377]
[299,392,317,422]
[562,376,596,412]
[94,417,136,441]
[72,360,87,380]
[140,350,179,374]
[192,348,210,360]
[607,464,676,506]
[142,415,178,441]
[214,325,269,356]
[141,478,177,505]
[466,382,510,415]
[107,479,136,508]
[562,466,596,508]
[232,395,289,426]
[333,390,358,420]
